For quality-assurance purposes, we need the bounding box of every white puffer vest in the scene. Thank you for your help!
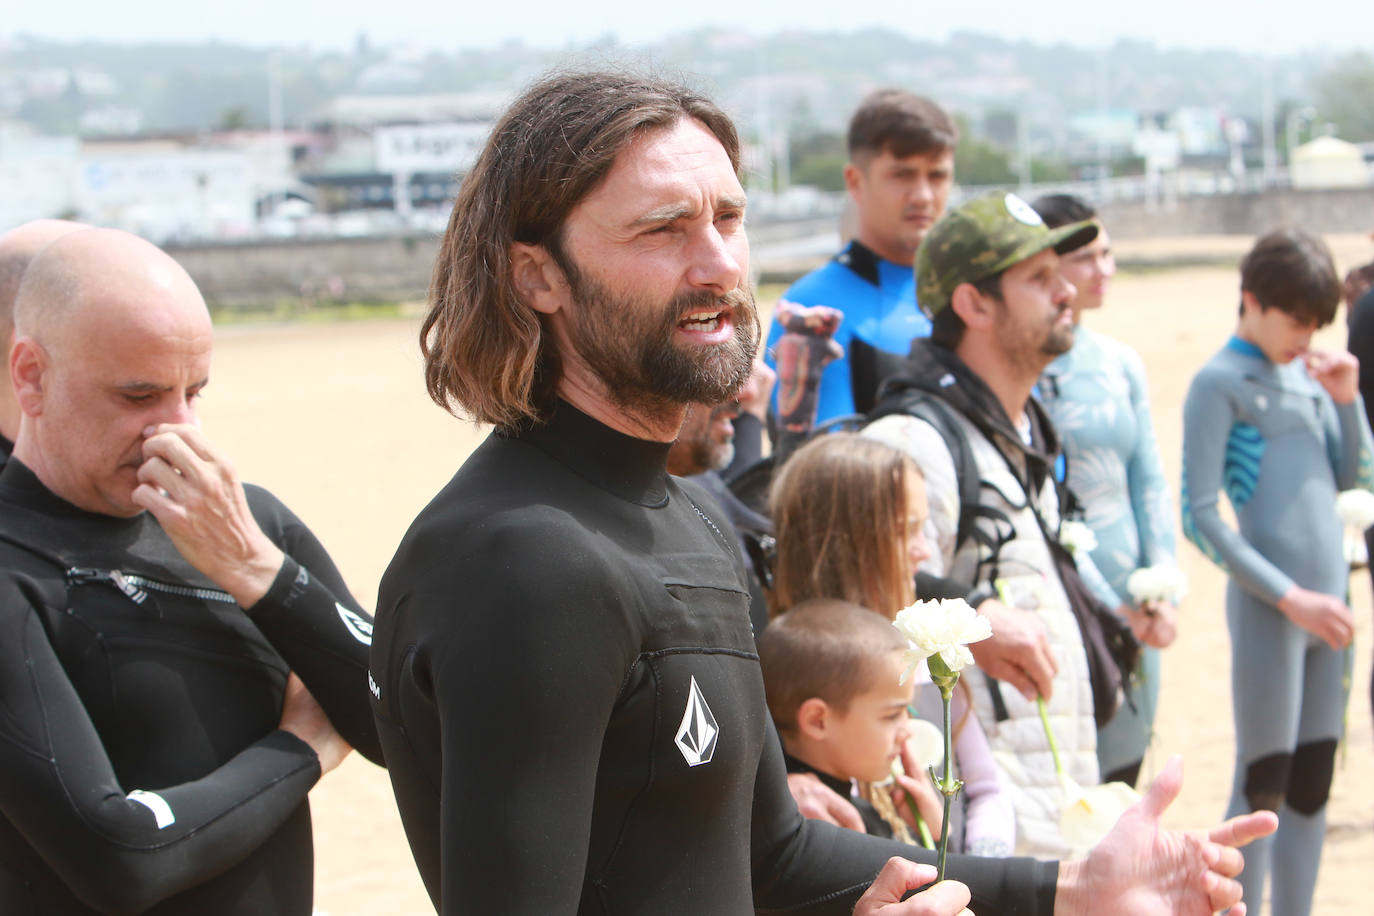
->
[867,410,1099,860]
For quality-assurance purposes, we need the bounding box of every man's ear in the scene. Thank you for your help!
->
[950,282,997,331]
[795,697,832,741]
[510,242,569,317]
[842,162,863,200]
[11,336,47,418]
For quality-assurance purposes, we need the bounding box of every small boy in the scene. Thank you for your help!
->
[758,598,939,843]
[1182,228,1374,916]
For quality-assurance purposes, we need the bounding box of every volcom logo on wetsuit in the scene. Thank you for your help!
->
[674,676,719,767]
[336,603,373,645]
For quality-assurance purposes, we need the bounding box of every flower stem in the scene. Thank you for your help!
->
[936,682,956,882]
[1036,695,1064,779]
[901,704,935,848]
[905,796,936,849]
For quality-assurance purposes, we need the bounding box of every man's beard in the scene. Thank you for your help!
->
[994,299,1075,373]
[1042,319,1075,357]
[689,404,738,472]
[561,258,760,416]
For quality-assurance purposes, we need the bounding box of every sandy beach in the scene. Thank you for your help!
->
[195,232,1374,915]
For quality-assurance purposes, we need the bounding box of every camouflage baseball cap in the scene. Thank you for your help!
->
[916,190,1099,318]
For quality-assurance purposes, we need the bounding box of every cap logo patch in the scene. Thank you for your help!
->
[1004,193,1043,226]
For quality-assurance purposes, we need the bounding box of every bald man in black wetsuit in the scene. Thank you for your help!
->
[0,218,87,464]
[369,69,1274,916]
[0,228,382,914]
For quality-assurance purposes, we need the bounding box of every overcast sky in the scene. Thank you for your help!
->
[5,0,1367,56]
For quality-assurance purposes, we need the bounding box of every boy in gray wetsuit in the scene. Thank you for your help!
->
[1182,229,1374,916]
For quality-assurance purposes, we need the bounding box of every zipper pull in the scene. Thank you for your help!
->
[65,567,149,604]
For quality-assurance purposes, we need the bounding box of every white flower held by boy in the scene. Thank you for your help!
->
[893,598,993,687]
[892,598,992,880]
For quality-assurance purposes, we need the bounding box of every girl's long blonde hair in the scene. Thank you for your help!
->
[769,433,919,620]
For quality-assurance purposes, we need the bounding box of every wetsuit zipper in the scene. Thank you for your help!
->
[65,567,237,606]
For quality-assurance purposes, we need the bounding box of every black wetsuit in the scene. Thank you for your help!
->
[0,458,382,915]
[370,401,1056,915]
[783,753,895,841]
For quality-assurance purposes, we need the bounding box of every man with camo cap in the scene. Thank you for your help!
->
[861,190,1116,856]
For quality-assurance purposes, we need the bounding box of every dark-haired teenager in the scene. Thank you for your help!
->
[1182,228,1374,916]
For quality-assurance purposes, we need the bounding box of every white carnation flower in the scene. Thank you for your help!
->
[1058,520,1098,556]
[1060,775,1142,858]
[1125,565,1188,605]
[1337,489,1374,530]
[893,598,993,684]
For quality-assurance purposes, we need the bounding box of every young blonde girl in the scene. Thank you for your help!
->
[768,433,1014,856]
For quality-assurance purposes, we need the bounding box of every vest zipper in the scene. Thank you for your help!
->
[65,567,237,606]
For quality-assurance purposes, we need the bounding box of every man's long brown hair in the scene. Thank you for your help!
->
[422,69,741,429]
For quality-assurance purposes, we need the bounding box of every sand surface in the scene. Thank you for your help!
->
[195,233,1374,915]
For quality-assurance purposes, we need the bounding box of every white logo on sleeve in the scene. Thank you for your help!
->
[128,790,175,829]
[337,603,373,645]
[674,676,719,767]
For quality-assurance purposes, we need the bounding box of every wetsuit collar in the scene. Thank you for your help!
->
[509,399,673,508]
[0,456,136,523]
[836,239,898,288]
[0,432,11,465]
[783,751,855,799]
[1226,335,1269,361]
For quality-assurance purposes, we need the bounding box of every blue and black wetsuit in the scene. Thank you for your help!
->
[0,458,381,915]
[1182,336,1374,916]
[766,240,930,423]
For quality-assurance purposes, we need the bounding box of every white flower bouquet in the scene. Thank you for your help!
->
[1125,565,1188,605]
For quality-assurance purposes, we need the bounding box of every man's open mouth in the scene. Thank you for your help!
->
[679,310,724,333]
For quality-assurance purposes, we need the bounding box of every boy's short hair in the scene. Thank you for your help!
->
[1239,228,1341,326]
[847,89,958,166]
[758,598,907,735]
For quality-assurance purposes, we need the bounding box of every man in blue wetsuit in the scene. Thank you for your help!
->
[765,89,956,424]
[0,228,382,914]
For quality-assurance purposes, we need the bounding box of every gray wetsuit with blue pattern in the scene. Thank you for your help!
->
[1182,335,1374,916]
